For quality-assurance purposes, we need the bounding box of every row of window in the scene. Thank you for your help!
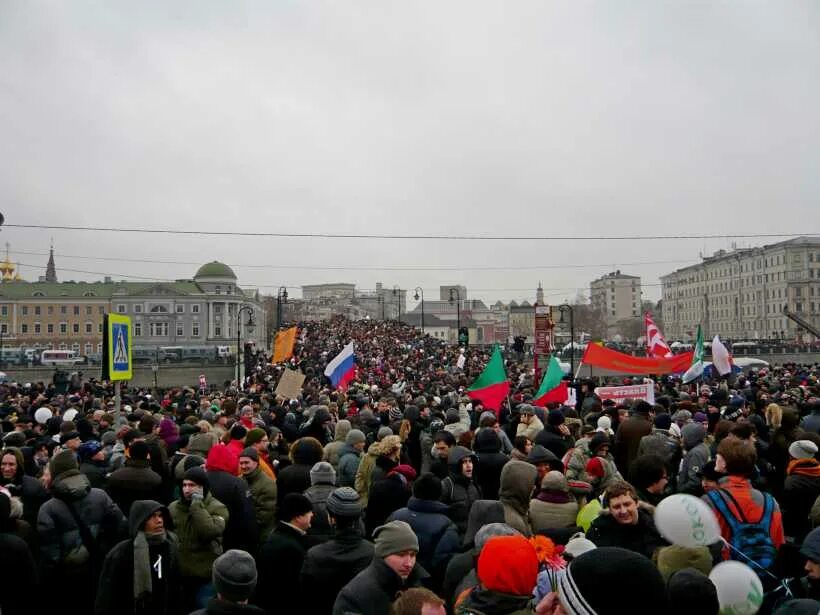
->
[5,322,103,335]
[134,322,203,337]
[116,304,202,315]
[0,305,106,317]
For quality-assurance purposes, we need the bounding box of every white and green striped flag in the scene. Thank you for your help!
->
[682,325,704,384]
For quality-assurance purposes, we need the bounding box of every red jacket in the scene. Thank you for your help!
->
[705,475,785,560]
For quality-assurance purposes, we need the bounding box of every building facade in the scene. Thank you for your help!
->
[590,271,642,329]
[660,237,820,341]
[0,259,266,357]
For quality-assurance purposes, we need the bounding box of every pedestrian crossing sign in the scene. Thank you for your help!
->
[106,314,133,380]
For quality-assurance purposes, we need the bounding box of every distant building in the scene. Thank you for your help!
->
[301,283,356,301]
[661,236,820,341]
[590,271,642,332]
[0,258,266,356]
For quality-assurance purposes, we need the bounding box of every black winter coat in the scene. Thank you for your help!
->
[441,473,481,535]
[206,470,258,553]
[782,470,820,541]
[535,426,572,460]
[190,598,267,615]
[0,533,37,615]
[276,463,313,507]
[365,474,412,537]
[388,497,460,587]
[256,522,310,613]
[94,500,181,615]
[473,430,509,501]
[332,557,429,615]
[586,507,668,560]
[107,459,163,517]
[79,461,108,490]
[300,528,374,614]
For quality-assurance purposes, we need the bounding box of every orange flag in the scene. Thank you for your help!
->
[271,327,298,363]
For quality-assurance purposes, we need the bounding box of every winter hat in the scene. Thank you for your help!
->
[229,424,247,441]
[518,404,535,416]
[588,433,610,455]
[244,428,267,447]
[77,440,103,462]
[654,413,672,430]
[101,431,117,447]
[49,450,78,479]
[346,429,366,446]
[563,533,596,559]
[212,549,258,602]
[3,432,25,448]
[59,431,81,445]
[672,410,692,424]
[633,401,653,416]
[800,527,820,562]
[558,547,668,614]
[656,545,713,581]
[477,535,539,597]
[474,523,521,549]
[183,466,210,495]
[789,440,818,460]
[693,412,708,425]
[239,447,258,462]
[373,520,419,558]
[585,457,605,479]
[667,568,719,615]
[377,426,394,441]
[548,409,566,426]
[280,493,313,522]
[389,407,403,422]
[540,470,569,492]
[596,416,611,431]
[528,445,559,466]
[445,408,460,424]
[310,461,336,486]
[326,487,363,518]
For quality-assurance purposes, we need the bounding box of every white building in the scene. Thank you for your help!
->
[590,271,642,329]
[660,237,820,341]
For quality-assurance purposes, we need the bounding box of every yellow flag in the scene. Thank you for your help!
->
[272,327,298,363]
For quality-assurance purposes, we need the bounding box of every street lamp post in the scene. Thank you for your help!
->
[236,305,255,386]
[558,304,575,377]
[392,285,402,321]
[449,288,461,345]
[276,286,288,330]
[414,287,425,334]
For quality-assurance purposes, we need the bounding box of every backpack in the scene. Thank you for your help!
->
[706,488,777,579]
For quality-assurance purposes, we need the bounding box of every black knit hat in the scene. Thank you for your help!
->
[239,447,258,461]
[183,466,209,496]
[558,547,668,614]
[280,493,313,522]
[667,568,719,615]
[589,433,610,455]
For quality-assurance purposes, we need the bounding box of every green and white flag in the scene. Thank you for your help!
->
[682,325,705,384]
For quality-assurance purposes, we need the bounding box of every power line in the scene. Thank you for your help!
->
[15,261,662,293]
[7,223,818,242]
[7,248,692,272]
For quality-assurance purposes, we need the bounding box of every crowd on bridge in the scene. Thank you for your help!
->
[0,316,819,614]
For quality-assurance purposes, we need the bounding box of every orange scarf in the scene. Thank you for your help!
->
[787,458,820,478]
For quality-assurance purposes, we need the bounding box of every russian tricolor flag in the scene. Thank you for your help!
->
[324,342,356,391]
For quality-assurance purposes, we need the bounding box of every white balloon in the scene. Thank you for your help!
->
[34,407,52,425]
[62,408,78,422]
[654,493,721,547]
[709,561,763,615]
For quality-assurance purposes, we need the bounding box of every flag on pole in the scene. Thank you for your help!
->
[466,345,510,412]
[645,313,672,358]
[271,326,298,364]
[682,325,705,384]
[533,355,569,406]
[711,335,733,376]
[324,342,356,391]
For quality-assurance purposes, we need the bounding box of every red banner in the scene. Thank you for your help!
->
[580,344,693,375]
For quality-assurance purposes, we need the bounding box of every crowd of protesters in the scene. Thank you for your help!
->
[0,316,819,614]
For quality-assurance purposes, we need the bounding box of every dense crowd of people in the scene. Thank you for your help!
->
[0,316,819,614]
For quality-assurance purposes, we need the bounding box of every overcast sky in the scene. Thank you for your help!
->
[2,1,819,308]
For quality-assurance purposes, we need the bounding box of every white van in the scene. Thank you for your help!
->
[40,349,84,366]
[216,346,231,359]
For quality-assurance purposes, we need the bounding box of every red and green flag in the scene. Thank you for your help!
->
[466,345,510,412]
[533,355,569,406]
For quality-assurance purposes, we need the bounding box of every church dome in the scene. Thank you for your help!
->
[194,261,237,280]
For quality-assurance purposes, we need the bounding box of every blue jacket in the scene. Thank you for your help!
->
[388,497,460,582]
[337,444,362,488]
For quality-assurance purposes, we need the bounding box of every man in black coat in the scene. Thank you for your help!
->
[95,499,181,615]
[300,487,374,614]
[106,441,163,517]
[0,491,37,615]
[256,493,313,613]
[535,408,574,459]
[473,429,509,501]
[333,520,429,615]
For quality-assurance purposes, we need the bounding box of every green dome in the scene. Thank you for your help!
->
[194,261,237,280]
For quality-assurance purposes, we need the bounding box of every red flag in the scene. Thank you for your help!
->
[534,381,569,406]
[581,343,693,375]
[645,313,672,358]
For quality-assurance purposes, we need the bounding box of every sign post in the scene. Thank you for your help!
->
[102,314,133,416]
[533,305,553,383]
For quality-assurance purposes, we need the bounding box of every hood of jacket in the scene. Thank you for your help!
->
[474,429,502,454]
[51,469,91,502]
[681,423,706,449]
[206,444,239,474]
[407,496,451,515]
[499,460,537,513]
[128,499,169,537]
[448,446,476,473]
[334,419,352,443]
